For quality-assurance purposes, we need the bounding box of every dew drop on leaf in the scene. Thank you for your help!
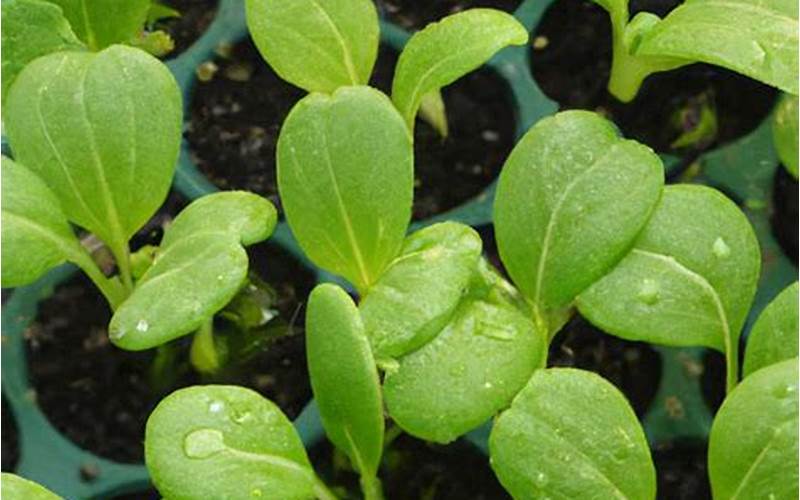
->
[183,428,226,459]
[637,279,660,305]
[252,489,263,497]
[712,237,731,259]
[534,472,549,487]
[208,400,225,413]
[136,319,149,332]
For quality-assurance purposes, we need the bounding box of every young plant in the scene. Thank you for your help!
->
[245,0,527,136]
[742,282,798,377]
[588,0,799,101]
[1,473,60,500]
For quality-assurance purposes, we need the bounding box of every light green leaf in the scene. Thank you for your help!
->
[391,8,528,130]
[307,284,384,478]
[773,93,799,178]
[489,368,656,500]
[245,0,378,93]
[1,0,85,105]
[494,110,664,325]
[577,185,760,391]
[5,46,182,260]
[277,86,413,293]
[1,473,61,500]
[708,358,798,499]
[383,260,545,443]
[743,282,799,377]
[46,0,151,50]
[147,2,181,26]
[360,222,482,360]
[635,0,799,95]
[418,90,449,138]
[110,192,276,350]
[145,385,317,500]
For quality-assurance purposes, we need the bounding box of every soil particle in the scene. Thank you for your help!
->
[653,440,711,500]
[1,397,19,472]
[158,0,218,56]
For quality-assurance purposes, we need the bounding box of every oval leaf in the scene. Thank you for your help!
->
[391,8,528,130]
[246,0,379,93]
[307,284,384,477]
[46,0,150,50]
[145,385,316,500]
[636,0,799,95]
[360,222,482,360]
[773,93,799,178]
[5,46,182,252]
[743,282,799,377]
[277,86,413,292]
[1,0,85,104]
[577,185,760,381]
[489,368,656,500]
[708,358,798,499]
[1,473,61,500]
[494,110,664,320]
[383,261,545,443]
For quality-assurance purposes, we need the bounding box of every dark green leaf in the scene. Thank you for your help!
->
[46,0,151,50]
[743,282,799,377]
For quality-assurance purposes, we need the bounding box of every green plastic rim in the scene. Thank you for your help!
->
[1,0,795,497]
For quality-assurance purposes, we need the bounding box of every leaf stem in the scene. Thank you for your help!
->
[109,241,134,291]
[313,477,339,500]
[70,248,126,310]
[360,474,384,500]
[190,318,221,374]
[725,340,739,394]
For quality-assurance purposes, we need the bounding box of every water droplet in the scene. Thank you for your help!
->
[183,428,226,459]
[772,384,796,399]
[534,472,549,487]
[208,400,225,413]
[136,319,149,332]
[251,489,263,497]
[712,237,730,259]
[483,381,493,389]
[637,279,659,305]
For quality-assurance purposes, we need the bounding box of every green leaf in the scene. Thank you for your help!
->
[307,284,384,478]
[708,358,798,499]
[245,0,378,93]
[383,260,546,443]
[128,29,175,58]
[277,86,413,292]
[489,368,656,500]
[4,46,182,260]
[147,2,181,27]
[360,222,482,360]
[391,8,528,130]
[1,0,85,105]
[46,0,151,50]
[418,90,449,138]
[577,185,760,391]
[743,282,799,377]
[773,93,799,178]
[635,0,799,95]
[1,473,61,500]
[493,110,664,325]
[109,192,276,350]
[145,385,317,500]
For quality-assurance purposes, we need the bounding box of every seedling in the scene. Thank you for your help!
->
[1,473,60,500]
[587,0,799,101]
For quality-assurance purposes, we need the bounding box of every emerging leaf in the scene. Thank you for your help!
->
[773,93,799,178]
[307,284,384,478]
[708,359,798,499]
[418,90,449,138]
[4,46,182,257]
[743,282,799,377]
[46,0,151,51]
[277,86,413,292]
[145,385,317,500]
[494,110,664,327]
[245,0,379,93]
[1,473,61,500]
[489,368,656,500]
[1,0,85,105]
[392,8,528,130]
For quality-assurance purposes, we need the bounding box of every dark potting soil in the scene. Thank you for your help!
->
[186,38,305,215]
[370,47,517,220]
[530,0,777,157]
[25,238,315,464]
[772,165,799,265]
[310,433,510,500]
[652,440,711,499]
[109,487,161,500]
[158,0,218,56]
[376,0,519,30]
[1,397,19,472]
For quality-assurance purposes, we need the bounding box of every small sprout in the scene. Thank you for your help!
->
[196,61,219,82]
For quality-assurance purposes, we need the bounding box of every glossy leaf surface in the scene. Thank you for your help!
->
[1,473,61,500]
[490,368,656,500]
[708,359,798,499]
[773,93,799,177]
[494,110,664,317]
[743,282,799,377]
[145,385,316,500]
[246,0,378,93]
[307,284,383,477]
[46,0,150,50]
[392,8,527,129]
[277,86,413,292]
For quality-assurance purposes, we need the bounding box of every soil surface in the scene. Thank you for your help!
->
[1,397,19,472]
[652,440,711,499]
[772,166,799,265]
[530,0,777,157]
[310,433,510,499]
[377,0,519,30]
[158,0,218,55]
[25,228,315,464]
[370,47,516,220]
